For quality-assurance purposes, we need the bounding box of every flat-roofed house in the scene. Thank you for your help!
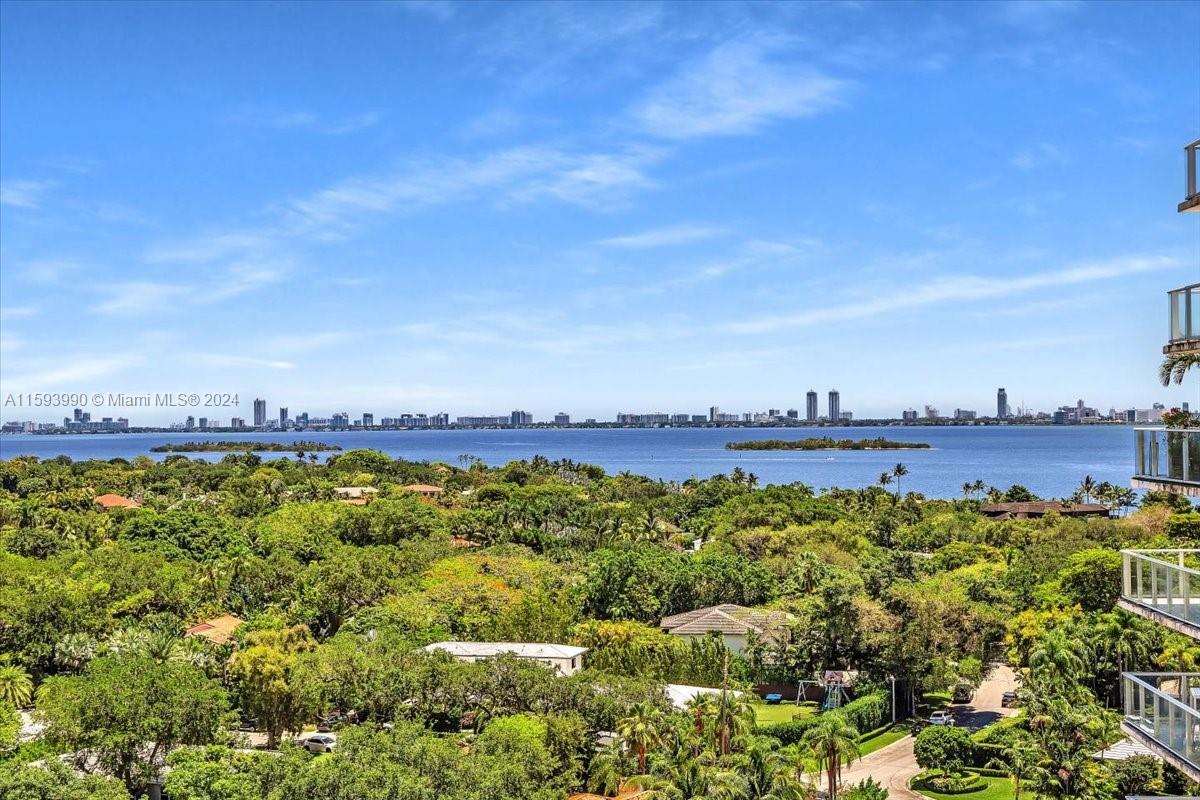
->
[422,641,588,676]
[660,604,791,656]
[979,501,1110,520]
[402,483,444,500]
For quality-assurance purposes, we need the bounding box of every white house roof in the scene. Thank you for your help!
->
[1092,737,1161,762]
[664,683,744,710]
[423,641,589,660]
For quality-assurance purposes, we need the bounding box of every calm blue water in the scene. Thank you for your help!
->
[0,426,1135,499]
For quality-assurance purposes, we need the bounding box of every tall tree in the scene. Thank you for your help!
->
[800,713,861,800]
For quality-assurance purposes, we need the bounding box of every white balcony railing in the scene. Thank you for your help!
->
[1123,672,1200,779]
[1121,550,1200,635]
[1134,428,1200,491]
[1169,283,1200,348]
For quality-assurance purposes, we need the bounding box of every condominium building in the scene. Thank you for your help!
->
[253,398,267,427]
[1118,140,1200,782]
[806,391,818,421]
[997,388,1009,419]
[510,410,533,425]
[554,412,570,425]
[279,407,288,427]
[827,390,840,422]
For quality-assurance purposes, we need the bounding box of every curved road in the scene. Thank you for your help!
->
[835,664,1019,799]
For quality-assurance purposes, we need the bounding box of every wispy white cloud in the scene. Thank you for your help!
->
[722,254,1180,334]
[1010,143,1065,170]
[596,224,726,249]
[3,355,138,388]
[381,0,456,21]
[144,233,273,265]
[229,106,383,136]
[191,353,296,370]
[0,306,39,320]
[0,179,54,209]
[997,0,1082,33]
[632,39,848,139]
[201,261,289,302]
[91,282,189,315]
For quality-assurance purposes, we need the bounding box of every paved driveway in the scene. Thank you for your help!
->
[834,664,1019,799]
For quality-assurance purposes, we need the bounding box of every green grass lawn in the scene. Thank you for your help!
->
[750,702,817,725]
[856,726,909,756]
[913,775,1015,800]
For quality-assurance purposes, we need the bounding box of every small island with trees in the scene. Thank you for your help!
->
[149,440,343,453]
[726,436,931,451]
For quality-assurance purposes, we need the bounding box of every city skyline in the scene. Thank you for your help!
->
[1,3,1197,418]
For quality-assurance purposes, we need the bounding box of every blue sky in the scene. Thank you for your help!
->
[1,0,1197,423]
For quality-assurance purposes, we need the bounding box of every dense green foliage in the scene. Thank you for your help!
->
[0,449,1193,798]
[149,441,342,453]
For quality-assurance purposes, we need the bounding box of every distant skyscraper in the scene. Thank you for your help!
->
[253,398,267,427]
[997,388,1009,419]
[362,413,373,427]
[279,407,288,427]
[554,412,570,425]
[198,417,208,430]
[786,408,799,419]
[828,390,840,422]
[510,410,532,425]
[806,391,818,421]
[709,405,721,422]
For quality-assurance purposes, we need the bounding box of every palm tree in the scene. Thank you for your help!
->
[1160,352,1200,385]
[877,472,893,492]
[971,479,986,499]
[1157,634,1200,672]
[1077,475,1097,504]
[892,463,908,497]
[685,693,717,740]
[961,481,973,499]
[714,690,756,755]
[618,702,665,774]
[1093,611,1155,675]
[627,753,743,800]
[988,736,1039,800]
[799,712,861,800]
[0,664,33,707]
[587,742,632,798]
[54,632,98,673]
[737,737,808,800]
[1029,629,1088,692]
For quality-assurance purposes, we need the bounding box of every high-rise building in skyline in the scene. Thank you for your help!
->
[362,413,373,427]
[279,407,288,427]
[786,408,798,419]
[554,412,570,425]
[997,387,1009,419]
[806,391,818,421]
[510,410,532,425]
[827,389,840,422]
[253,398,267,427]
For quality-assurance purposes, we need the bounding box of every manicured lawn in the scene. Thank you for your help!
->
[857,726,909,756]
[751,702,817,725]
[913,775,1015,800]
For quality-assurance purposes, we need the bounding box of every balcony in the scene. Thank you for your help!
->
[1132,428,1200,497]
[1122,672,1200,782]
[1181,139,1200,213]
[1166,283,1200,355]
[1120,550,1200,637]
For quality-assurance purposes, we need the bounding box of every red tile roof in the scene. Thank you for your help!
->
[94,493,139,509]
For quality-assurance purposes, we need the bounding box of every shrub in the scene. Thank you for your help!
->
[914,726,974,776]
[1167,513,1200,541]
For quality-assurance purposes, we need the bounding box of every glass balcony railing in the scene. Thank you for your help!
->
[1123,672,1200,777]
[1182,140,1200,212]
[1134,428,1200,490]
[1168,283,1200,348]
[1121,550,1200,633]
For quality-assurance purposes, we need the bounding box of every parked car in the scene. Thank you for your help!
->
[303,734,337,754]
[317,711,356,732]
[1001,690,1017,707]
[952,684,973,704]
[928,710,955,726]
[236,715,258,732]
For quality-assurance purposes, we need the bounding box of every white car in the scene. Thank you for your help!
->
[928,710,955,726]
[302,734,337,754]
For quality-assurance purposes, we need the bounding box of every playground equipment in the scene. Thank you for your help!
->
[821,670,852,711]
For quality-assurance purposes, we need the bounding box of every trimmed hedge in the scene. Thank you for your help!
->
[913,770,986,795]
[969,767,1010,778]
[758,692,888,745]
